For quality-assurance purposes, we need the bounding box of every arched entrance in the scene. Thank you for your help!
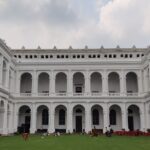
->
[36,105,49,133]
[128,105,140,131]
[91,105,103,130]
[18,105,31,133]
[73,105,85,132]
[109,105,122,131]
[55,105,67,133]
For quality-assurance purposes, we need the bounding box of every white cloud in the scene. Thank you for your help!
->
[0,0,150,48]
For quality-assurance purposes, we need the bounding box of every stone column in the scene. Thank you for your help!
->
[145,103,149,131]
[84,71,91,96]
[102,70,108,96]
[140,103,146,132]
[138,71,143,96]
[16,71,21,96]
[5,63,10,90]
[0,55,3,87]
[50,71,56,96]
[120,70,126,96]
[32,71,37,96]
[2,101,8,135]
[85,103,91,133]
[103,103,109,133]
[67,71,73,96]
[121,103,128,131]
[13,104,18,132]
[143,69,148,94]
[30,103,37,134]
[67,103,73,133]
[48,104,55,133]
[8,103,13,134]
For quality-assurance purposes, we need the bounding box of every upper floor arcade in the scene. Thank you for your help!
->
[13,69,149,97]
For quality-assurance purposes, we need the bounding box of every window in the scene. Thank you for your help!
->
[18,55,21,58]
[73,55,76,58]
[76,109,82,113]
[50,55,53,58]
[30,55,33,59]
[66,55,69,58]
[61,55,64,58]
[97,55,100,58]
[59,109,65,125]
[34,55,37,58]
[88,55,91,58]
[42,109,48,125]
[109,54,112,58]
[81,55,85,58]
[120,54,123,57]
[45,55,48,59]
[41,55,44,59]
[92,109,99,125]
[109,109,116,125]
[77,55,80,58]
[137,54,140,57]
[75,87,82,93]
[125,54,128,58]
[25,55,28,58]
[129,54,133,58]
[104,54,107,58]
[113,54,116,58]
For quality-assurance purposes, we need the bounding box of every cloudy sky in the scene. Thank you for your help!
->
[0,0,150,48]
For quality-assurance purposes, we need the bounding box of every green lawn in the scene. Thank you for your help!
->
[0,134,150,150]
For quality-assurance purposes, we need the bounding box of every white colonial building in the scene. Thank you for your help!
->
[0,39,150,135]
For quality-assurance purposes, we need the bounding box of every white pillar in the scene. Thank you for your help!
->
[85,103,91,133]
[32,71,37,96]
[140,103,146,132]
[138,70,143,96]
[48,104,55,133]
[16,71,21,96]
[8,103,13,133]
[13,104,18,132]
[102,71,108,96]
[103,103,109,133]
[67,103,73,133]
[30,103,37,134]
[67,71,73,96]
[120,70,126,96]
[121,103,128,131]
[0,55,3,87]
[50,71,55,96]
[143,69,148,94]
[84,71,91,96]
[5,63,10,90]
[145,103,149,131]
[2,101,8,135]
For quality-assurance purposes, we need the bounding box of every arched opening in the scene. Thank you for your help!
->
[91,105,103,132]
[2,61,7,87]
[18,105,31,133]
[55,72,67,95]
[109,105,122,131]
[73,105,85,132]
[38,73,49,95]
[20,73,32,94]
[55,105,67,133]
[108,72,120,95]
[126,72,138,95]
[36,105,49,133]
[73,72,85,95]
[128,105,140,131]
[90,72,102,95]
[0,101,4,133]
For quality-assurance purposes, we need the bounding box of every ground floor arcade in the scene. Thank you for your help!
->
[0,100,149,135]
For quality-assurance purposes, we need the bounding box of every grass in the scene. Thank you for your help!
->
[0,134,150,150]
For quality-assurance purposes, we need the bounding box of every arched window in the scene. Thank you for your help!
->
[110,109,116,125]
[42,109,48,125]
[92,109,99,125]
[59,109,65,125]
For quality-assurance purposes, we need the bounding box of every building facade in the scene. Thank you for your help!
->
[0,39,150,135]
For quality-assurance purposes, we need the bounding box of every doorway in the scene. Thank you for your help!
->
[128,116,134,131]
[76,116,82,132]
